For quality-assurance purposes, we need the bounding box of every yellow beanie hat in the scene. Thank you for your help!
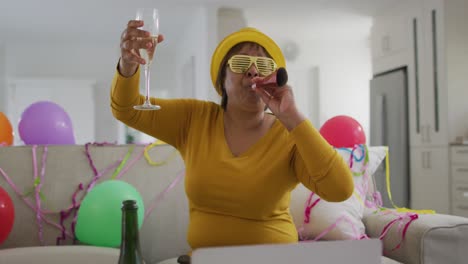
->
[210,27,286,96]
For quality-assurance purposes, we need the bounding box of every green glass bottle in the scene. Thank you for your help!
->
[118,200,145,264]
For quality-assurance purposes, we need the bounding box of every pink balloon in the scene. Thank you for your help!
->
[319,115,366,148]
[18,101,76,145]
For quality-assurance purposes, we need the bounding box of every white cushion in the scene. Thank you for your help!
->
[154,257,178,264]
[290,145,387,241]
[0,246,119,264]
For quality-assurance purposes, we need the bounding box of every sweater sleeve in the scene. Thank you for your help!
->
[110,66,197,150]
[290,119,354,202]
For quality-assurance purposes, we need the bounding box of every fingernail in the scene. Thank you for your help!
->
[147,42,152,48]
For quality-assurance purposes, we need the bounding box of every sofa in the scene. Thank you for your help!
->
[0,144,467,264]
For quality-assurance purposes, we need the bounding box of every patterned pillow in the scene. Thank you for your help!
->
[290,145,387,241]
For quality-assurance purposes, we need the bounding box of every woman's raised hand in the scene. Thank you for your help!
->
[118,20,164,77]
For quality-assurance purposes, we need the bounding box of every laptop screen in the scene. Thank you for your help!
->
[191,239,382,264]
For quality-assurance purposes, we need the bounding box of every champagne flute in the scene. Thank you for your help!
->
[134,8,161,110]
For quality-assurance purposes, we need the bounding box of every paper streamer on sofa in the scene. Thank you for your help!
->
[60,143,132,244]
[75,141,181,240]
[144,140,179,166]
[377,210,419,253]
[114,140,179,179]
[111,145,134,179]
[347,144,365,171]
[57,183,83,245]
[313,214,369,241]
[351,145,369,203]
[340,144,367,176]
[32,145,48,245]
[144,169,185,222]
[0,147,76,240]
[0,143,130,245]
[298,144,426,252]
[338,145,369,207]
[84,142,126,191]
[115,145,148,179]
[297,192,321,241]
[35,144,123,244]
[0,141,189,246]
[383,148,435,214]
[352,146,432,253]
[299,144,369,241]
[84,142,113,177]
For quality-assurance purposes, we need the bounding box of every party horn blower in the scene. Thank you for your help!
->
[251,67,288,89]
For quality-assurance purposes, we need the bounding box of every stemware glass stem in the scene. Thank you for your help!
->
[144,65,151,103]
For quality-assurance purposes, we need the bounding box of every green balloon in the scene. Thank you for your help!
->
[75,180,145,247]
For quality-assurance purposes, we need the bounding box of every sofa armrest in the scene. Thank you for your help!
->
[363,210,468,264]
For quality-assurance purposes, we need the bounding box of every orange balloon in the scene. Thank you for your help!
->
[0,112,14,146]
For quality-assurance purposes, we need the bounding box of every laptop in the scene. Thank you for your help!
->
[191,239,382,264]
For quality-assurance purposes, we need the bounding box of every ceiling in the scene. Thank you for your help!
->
[0,0,399,45]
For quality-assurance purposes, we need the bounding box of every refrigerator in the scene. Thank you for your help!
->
[370,67,410,208]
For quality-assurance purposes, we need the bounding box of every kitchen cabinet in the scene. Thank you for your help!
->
[371,0,448,147]
[371,0,468,215]
[451,145,468,217]
[410,146,450,214]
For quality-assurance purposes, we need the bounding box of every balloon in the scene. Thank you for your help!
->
[18,101,75,145]
[319,115,366,148]
[75,180,144,248]
[0,186,15,245]
[0,112,14,146]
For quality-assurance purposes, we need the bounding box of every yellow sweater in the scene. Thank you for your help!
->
[110,68,354,250]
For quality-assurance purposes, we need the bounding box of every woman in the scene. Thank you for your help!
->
[112,22,353,258]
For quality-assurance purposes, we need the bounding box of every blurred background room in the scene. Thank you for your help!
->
[1,0,468,217]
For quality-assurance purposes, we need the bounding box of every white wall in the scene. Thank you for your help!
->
[94,81,124,143]
[174,7,218,101]
[5,42,115,80]
[3,41,120,144]
[0,6,375,145]
[2,35,181,144]
[217,7,248,41]
[4,40,177,96]
[171,6,254,104]
[244,9,373,139]
[6,79,96,145]
[0,43,6,114]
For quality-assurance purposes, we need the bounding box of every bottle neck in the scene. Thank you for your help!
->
[120,208,140,252]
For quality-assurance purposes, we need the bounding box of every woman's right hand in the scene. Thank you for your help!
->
[118,20,164,77]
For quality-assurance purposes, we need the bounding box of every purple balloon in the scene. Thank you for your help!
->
[18,101,76,145]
